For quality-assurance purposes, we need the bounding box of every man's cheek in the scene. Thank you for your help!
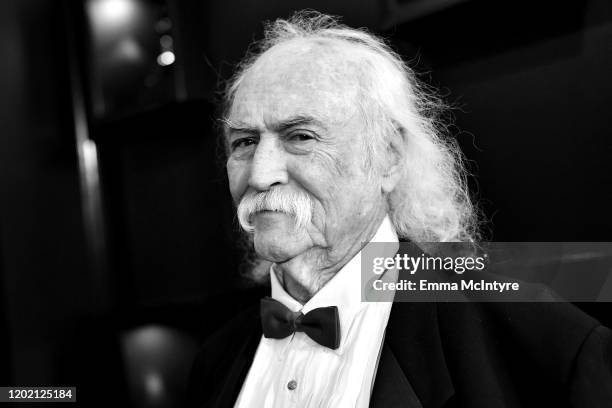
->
[227,161,250,203]
[228,184,244,205]
[308,201,328,234]
[303,145,347,178]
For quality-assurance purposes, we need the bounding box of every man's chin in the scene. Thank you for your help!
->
[252,227,312,263]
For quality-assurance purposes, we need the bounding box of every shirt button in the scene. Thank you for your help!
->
[287,380,298,390]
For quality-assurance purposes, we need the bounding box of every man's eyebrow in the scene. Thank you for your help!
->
[270,116,326,132]
[221,116,327,135]
[220,118,258,135]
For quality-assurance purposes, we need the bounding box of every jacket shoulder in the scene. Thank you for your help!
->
[438,301,599,378]
[436,301,609,406]
[569,324,612,407]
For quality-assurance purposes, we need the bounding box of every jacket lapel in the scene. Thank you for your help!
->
[372,302,455,408]
[370,341,423,408]
[214,328,261,406]
[209,307,262,408]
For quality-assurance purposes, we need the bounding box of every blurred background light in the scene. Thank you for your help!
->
[155,17,172,33]
[144,372,164,399]
[120,325,199,407]
[81,139,99,177]
[115,38,143,62]
[157,51,175,66]
[87,0,138,32]
[159,34,173,49]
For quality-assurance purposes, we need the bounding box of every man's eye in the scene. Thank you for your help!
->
[231,138,257,151]
[288,132,315,142]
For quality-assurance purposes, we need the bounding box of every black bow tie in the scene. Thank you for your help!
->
[260,296,341,350]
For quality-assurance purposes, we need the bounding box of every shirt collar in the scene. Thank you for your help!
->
[269,215,398,353]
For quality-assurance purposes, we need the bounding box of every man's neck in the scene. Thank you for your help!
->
[274,212,386,304]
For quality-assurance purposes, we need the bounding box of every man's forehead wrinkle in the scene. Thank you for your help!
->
[227,82,268,129]
[231,85,353,130]
[222,117,253,130]
[249,38,362,92]
[228,40,366,131]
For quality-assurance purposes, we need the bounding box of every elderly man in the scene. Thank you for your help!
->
[187,11,611,408]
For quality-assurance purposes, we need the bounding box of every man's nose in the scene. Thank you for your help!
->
[248,136,288,191]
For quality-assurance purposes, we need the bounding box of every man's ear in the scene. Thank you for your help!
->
[381,126,405,194]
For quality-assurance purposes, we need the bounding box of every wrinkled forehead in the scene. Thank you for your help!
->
[227,39,363,128]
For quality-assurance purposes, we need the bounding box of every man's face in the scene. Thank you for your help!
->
[226,41,387,263]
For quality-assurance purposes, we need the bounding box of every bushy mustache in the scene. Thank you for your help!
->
[237,189,314,233]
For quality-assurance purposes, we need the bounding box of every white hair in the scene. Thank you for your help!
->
[224,10,480,249]
[237,188,314,233]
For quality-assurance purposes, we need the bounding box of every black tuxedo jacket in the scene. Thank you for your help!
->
[186,299,612,408]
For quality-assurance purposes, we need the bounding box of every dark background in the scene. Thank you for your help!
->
[0,0,611,406]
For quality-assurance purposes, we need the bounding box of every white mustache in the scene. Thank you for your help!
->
[237,189,314,233]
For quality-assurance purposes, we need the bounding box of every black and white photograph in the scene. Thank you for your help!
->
[1,0,611,407]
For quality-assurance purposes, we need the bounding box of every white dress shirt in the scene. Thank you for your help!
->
[234,216,399,408]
